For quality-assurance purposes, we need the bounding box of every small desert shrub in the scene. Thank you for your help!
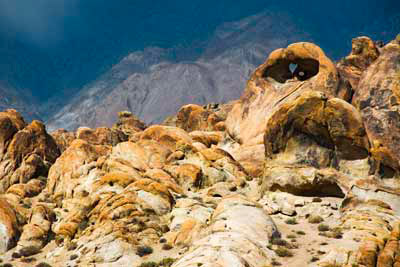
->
[330,227,343,239]
[136,246,153,257]
[11,252,20,258]
[308,215,324,224]
[19,245,40,257]
[312,197,322,203]
[69,254,78,260]
[274,247,293,257]
[310,256,320,262]
[318,224,330,232]
[287,234,296,239]
[35,263,52,267]
[271,238,289,247]
[285,218,297,225]
[66,241,77,251]
[296,230,306,235]
[1,264,13,267]
[21,257,36,263]
[271,258,282,266]
[55,235,64,246]
[162,243,173,250]
[159,258,175,266]
[139,262,158,267]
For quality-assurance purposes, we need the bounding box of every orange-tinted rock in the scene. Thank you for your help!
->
[0,109,26,132]
[50,128,76,153]
[189,131,224,147]
[377,222,400,267]
[175,104,224,132]
[113,111,146,137]
[353,41,400,172]
[0,197,19,253]
[224,42,340,176]
[17,203,54,253]
[76,126,127,146]
[337,36,380,91]
[165,102,231,132]
[140,125,193,151]
[0,120,60,192]
[264,91,369,160]
[46,139,110,199]
[165,164,203,191]
[104,140,171,173]
[144,168,183,194]
[7,179,45,198]
[0,111,21,158]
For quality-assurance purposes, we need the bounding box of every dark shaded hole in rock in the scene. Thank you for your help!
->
[379,164,396,178]
[109,181,114,186]
[212,194,222,198]
[334,137,369,160]
[270,182,345,198]
[263,58,320,83]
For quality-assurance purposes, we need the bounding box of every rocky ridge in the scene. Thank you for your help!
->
[0,35,399,267]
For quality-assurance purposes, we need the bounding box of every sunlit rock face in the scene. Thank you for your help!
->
[1,36,400,267]
[353,41,400,173]
[224,42,349,177]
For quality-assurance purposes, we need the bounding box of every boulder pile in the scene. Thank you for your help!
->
[0,36,399,267]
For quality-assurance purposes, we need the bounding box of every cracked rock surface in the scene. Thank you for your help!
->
[0,36,400,267]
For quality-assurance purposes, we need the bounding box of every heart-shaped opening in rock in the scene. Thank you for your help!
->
[263,58,320,83]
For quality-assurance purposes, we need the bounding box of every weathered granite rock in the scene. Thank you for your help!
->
[317,195,400,267]
[16,203,55,254]
[76,127,127,146]
[50,128,76,153]
[0,198,19,253]
[337,36,380,91]
[1,38,400,267]
[353,41,400,173]
[224,42,340,176]
[46,139,110,201]
[0,118,60,193]
[113,111,146,137]
[172,195,279,267]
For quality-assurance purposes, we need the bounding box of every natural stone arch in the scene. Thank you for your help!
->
[262,57,320,83]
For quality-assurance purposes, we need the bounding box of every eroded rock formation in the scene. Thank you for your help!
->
[0,35,400,267]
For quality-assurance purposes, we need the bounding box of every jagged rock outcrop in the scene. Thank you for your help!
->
[172,196,279,267]
[163,103,234,132]
[1,36,400,267]
[0,197,19,253]
[224,42,342,177]
[337,36,380,91]
[0,110,60,193]
[353,41,400,174]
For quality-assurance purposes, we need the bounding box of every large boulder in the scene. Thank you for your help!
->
[0,197,19,253]
[172,196,279,267]
[0,117,60,192]
[337,36,380,92]
[353,41,400,174]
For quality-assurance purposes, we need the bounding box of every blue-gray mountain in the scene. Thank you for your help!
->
[46,12,307,130]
